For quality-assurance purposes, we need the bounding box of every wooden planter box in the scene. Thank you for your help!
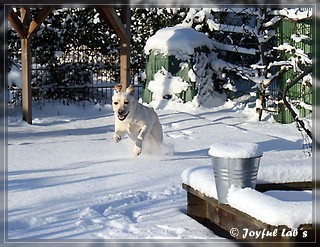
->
[182,182,314,242]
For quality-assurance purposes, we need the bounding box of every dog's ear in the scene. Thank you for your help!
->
[126,84,135,96]
[114,84,122,93]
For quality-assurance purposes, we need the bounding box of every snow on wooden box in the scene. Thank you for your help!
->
[181,165,312,229]
[227,186,312,229]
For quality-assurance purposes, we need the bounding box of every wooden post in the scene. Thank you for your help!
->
[8,7,53,124]
[97,7,131,91]
[20,8,32,124]
[21,38,32,124]
[120,7,130,90]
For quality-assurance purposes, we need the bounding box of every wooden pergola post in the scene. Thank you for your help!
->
[8,7,130,123]
[8,8,32,123]
[20,37,32,124]
[19,8,32,124]
[97,7,131,90]
[8,7,53,124]
[120,7,131,90]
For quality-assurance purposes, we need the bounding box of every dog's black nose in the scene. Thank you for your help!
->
[118,109,124,115]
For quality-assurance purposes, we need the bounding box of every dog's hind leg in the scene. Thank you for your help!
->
[133,139,142,156]
[132,125,151,156]
[151,119,163,144]
[137,125,150,141]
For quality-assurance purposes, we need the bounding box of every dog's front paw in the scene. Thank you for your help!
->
[114,134,122,143]
[133,146,142,156]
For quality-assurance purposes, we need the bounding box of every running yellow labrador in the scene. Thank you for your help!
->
[112,84,163,156]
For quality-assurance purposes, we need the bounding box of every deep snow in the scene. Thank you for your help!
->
[6,97,313,240]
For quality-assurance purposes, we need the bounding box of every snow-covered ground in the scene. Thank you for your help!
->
[6,97,312,241]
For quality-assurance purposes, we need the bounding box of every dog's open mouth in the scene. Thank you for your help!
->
[117,112,129,121]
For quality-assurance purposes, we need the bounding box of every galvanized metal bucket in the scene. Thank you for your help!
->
[211,155,261,204]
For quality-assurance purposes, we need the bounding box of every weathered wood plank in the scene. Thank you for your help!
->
[255,181,314,192]
[187,192,207,219]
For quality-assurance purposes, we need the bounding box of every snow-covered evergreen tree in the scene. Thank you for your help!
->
[179,8,312,119]
[179,7,313,153]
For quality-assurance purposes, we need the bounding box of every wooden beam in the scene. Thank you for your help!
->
[97,7,128,42]
[255,181,314,192]
[28,7,53,38]
[8,10,27,39]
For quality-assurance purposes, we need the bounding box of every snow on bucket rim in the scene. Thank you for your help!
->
[208,142,263,159]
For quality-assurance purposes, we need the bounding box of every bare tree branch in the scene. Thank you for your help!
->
[282,66,312,139]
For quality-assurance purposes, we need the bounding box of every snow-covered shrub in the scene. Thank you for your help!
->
[147,67,189,101]
[144,26,224,106]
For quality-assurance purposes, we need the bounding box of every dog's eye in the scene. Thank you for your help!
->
[124,101,129,105]
[114,102,118,105]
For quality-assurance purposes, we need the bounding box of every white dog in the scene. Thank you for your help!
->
[112,84,163,156]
